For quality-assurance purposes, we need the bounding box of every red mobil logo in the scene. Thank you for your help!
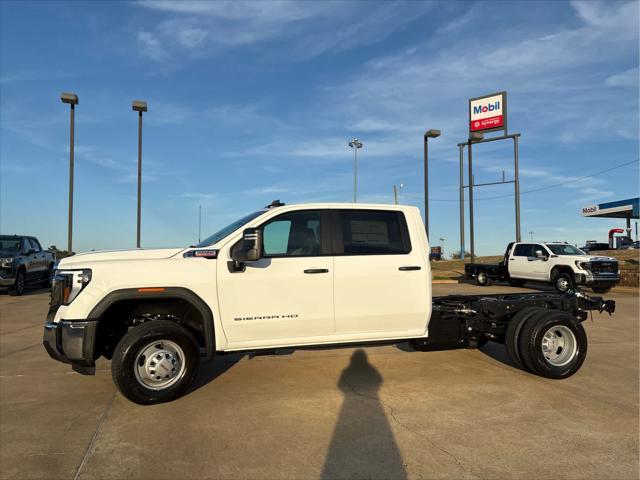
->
[470,94,504,132]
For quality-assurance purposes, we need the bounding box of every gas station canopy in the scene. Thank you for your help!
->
[581,197,639,220]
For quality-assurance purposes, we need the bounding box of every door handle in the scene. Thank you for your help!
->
[304,268,329,274]
[399,266,421,271]
[510,258,515,261]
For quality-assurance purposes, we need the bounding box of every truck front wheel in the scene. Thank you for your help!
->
[111,320,200,405]
[517,311,587,379]
[553,272,574,293]
[8,269,25,296]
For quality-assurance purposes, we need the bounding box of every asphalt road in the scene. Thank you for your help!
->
[0,284,638,480]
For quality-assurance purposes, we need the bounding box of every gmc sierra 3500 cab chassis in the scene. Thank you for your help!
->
[413,290,615,378]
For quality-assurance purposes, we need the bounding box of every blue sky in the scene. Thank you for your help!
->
[1,0,638,255]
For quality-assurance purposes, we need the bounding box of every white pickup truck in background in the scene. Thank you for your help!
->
[43,202,615,404]
[465,242,620,293]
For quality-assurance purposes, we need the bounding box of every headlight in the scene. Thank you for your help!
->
[0,257,14,267]
[575,261,591,271]
[52,269,92,306]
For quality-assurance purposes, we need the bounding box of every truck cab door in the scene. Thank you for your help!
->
[508,243,536,279]
[530,243,551,280]
[332,208,428,338]
[216,209,334,349]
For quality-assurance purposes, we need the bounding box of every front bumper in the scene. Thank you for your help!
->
[0,268,16,287]
[43,320,97,375]
[574,272,620,288]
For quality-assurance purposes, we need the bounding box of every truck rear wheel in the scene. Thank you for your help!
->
[505,307,541,371]
[111,320,200,405]
[476,270,489,286]
[517,311,587,379]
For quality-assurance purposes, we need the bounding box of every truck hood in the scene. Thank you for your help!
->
[560,255,617,263]
[58,248,186,268]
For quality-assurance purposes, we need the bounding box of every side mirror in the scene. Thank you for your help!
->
[232,228,263,263]
[535,250,547,261]
[26,248,36,255]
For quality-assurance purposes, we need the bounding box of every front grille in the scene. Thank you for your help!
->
[591,262,618,274]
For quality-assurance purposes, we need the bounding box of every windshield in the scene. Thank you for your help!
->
[546,244,586,256]
[196,211,265,247]
[0,237,22,255]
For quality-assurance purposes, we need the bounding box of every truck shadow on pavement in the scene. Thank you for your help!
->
[395,341,521,371]
[321,349,407,480]
[189,353,245,392]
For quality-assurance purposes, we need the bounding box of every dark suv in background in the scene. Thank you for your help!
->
[0,235,55,296]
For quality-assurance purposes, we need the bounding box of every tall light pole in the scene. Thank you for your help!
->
[132,100,147,248]
[198,205,202,243]
[348,138,363,202]
[529,231,535,242]
[393,183,404,205]
[424,129,441,241]
[61,92,78,255]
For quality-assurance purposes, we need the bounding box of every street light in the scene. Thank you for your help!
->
[61,92,78,255]
[423,129,441,240]
[132,100,147,248]
[393,183,404,205]
[348,138,363,202]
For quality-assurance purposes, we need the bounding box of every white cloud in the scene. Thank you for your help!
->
[138,30,168,61]
[135,1,431,62]
[605,67,639,88]
[176,27,207,48]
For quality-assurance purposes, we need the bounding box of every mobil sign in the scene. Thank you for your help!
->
[469,92,507,133]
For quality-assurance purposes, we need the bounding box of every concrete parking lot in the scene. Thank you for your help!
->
[1,284,638,480]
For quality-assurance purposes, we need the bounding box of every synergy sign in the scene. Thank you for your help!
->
[469,92,507,134]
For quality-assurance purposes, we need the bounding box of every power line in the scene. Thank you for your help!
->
[402,159,638,202]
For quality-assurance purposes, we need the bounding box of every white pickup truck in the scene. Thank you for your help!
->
[43,202,615,404]
[465,242,620,293]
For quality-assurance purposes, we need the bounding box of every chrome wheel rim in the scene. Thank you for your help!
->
[541,325,578,367]
[556,277,569,291]
[478,272,486,284]
[134,340,186,390]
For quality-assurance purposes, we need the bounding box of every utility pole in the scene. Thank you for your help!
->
[529,231,535,241]
[393,185,398,205]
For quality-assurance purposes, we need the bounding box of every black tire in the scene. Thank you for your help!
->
[505,307,541,371]
[111,320,200,405]
[8,269,25,296]
[518,310,587,379]
[508,278,525,287]
[592,287,611,294]
[553,271,574,293]
[476,270,489,286]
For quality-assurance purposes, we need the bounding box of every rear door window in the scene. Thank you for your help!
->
[513,244,533,257]
[337,210,410,255]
